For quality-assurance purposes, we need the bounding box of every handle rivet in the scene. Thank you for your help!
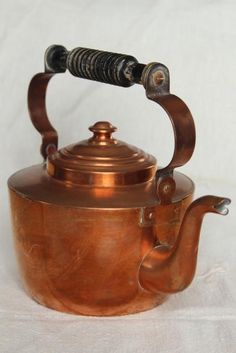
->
[154,70,165,86]
[148,212,154,220]
[163,184,171,193]
[46,143,57,156]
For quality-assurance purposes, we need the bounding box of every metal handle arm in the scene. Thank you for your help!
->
[28,45,195,184]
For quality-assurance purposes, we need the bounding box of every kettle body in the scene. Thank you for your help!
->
[9,164,193,316]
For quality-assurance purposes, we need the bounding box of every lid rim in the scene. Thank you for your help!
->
[47,161,157,187]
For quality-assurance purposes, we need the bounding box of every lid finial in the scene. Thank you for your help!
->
[89,121,117,145]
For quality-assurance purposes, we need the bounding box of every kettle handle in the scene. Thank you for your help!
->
[28,46,195,178]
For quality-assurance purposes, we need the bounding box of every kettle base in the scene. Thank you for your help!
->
[28,287,168,316]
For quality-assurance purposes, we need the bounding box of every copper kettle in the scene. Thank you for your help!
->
[8,45,230,316]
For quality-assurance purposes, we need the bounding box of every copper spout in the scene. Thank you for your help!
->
[139,196,231,294]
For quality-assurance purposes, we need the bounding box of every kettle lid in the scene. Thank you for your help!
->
[47,121,156,187]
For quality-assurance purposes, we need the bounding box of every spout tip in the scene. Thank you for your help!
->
[214,197,231,215]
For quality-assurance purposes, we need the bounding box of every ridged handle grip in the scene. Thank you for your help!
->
[45,45,145,87]
[68,48,140,87]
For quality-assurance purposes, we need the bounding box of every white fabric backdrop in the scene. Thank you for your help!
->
[0,0,235,352]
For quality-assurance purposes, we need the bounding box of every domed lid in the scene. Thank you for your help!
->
[47,121,157,187]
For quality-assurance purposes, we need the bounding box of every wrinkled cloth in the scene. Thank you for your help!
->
[0,1,236,352]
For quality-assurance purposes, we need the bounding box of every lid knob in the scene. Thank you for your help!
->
[89,121,117,145]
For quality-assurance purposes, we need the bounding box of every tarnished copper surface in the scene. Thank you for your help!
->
[9,187,192,316]
[8,46,230,316]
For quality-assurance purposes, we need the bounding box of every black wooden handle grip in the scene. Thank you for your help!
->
[44,45,146,87]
